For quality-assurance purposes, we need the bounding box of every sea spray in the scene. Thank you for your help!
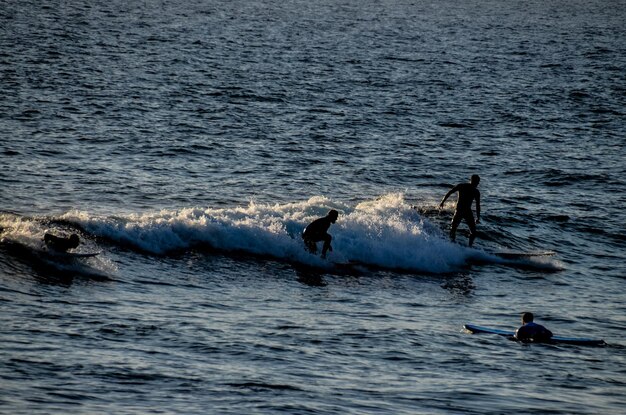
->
[0,213,117,276]
[337,194,468,272]
[60,194,470,273]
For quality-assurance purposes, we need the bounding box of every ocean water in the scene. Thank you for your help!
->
[1,0,626,413]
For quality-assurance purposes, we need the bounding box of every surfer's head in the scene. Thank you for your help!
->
[69,234,80,248]
[328,209,339,223]
[470,174,480,187]
[521,312,534,324]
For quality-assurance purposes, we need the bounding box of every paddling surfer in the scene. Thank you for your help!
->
[44,233,80,252]
[302,209,339,259]
[515,312,553,343]
[439,174,481,247]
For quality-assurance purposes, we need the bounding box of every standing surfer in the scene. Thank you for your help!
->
[439,174,481,247]
[302,210,339,258]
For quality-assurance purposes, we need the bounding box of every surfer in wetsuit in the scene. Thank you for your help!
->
[515,312,553,343]
[44,233,80,252]
[302,209,339,259]
[439,174,481,247]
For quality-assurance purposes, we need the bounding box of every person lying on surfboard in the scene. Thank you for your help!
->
[44,233,80,252]
[302,209,339,259]
[439,174,481,247]
[515,312,553,343]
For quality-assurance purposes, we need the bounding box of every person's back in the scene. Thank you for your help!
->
[515,312,553,343]
[454,182,480,212]
[44,233,79,252]
[302,216,332,239]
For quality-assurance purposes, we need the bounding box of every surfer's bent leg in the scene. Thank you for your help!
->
[304,238,318,254]
[465,212,477,247]
[321,234,332,258]
[450,212,463,242]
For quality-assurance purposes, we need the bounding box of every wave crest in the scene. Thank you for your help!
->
[57,194,469,273]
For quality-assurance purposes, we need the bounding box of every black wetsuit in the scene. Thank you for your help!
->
[450,183,480,229]
[44,233,79,252]
[302,216,334,256]
[445,182,480,246]
[515,322,553,343]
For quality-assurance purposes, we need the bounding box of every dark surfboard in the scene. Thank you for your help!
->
[491,251,556,259]
[38,248,100,259]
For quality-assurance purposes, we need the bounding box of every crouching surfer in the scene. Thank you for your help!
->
[515,312,553,343]
[44,233,80,252]
[302,209,339,259]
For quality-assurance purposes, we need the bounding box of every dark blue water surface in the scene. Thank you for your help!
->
[2,1,626,414]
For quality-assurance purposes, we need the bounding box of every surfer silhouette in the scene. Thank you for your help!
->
[302,209,339,259]
[44,233,80,252]
[439,174,481,247]
[515,312,553,343]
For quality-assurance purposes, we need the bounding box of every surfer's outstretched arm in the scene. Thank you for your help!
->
[439,186,458,208]
[475,191,481,223]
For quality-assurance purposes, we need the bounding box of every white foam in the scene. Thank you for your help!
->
[0,212,116,275]
[0,213,48,247]
[61,193,471,273]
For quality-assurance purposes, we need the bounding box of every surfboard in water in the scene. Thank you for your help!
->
[1,238,100,261]
[59,251,100,258]
[491,251,556,259]
[38,248,100,259]
[464,324,606,346]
